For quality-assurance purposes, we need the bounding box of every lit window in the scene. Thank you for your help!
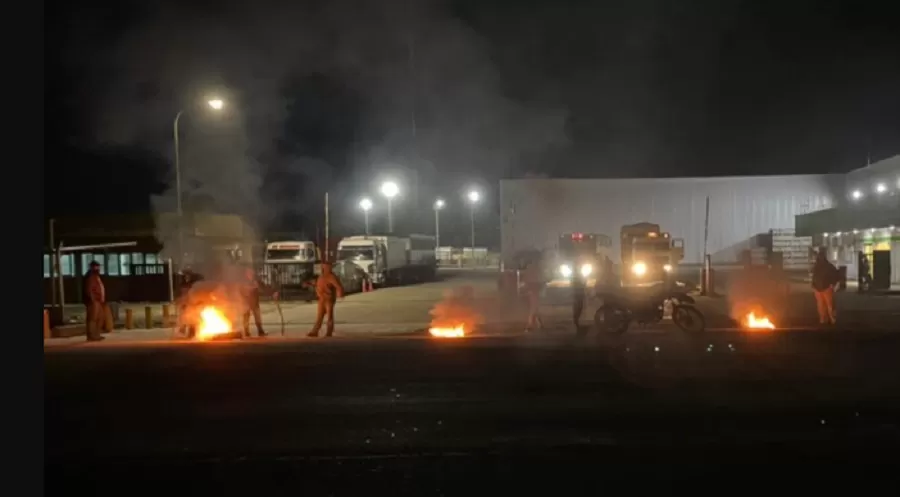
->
[131,252,144,265]
[120,254,131,276]
[145,253,158,265]
[60,254,74,276]
[43,255,50,278]
[107,254,120,276]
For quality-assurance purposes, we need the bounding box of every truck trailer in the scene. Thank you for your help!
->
[337,234,437,286]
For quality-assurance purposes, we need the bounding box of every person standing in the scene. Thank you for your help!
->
[177,267,204,338]
[522,260,545,332]
[82,261,106,342]
[571,268,586,329]
[306,262,344,337]
[811,250,839,326]
[240,267,277,338]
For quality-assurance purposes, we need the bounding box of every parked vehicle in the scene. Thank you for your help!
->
[593,282,704,333]
[337,234,436,286]
[262,240,317,298]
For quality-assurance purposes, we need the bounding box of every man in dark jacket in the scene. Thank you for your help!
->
[240,267,278,338]
[177,268,204,338]
[82,261,106,342]
[811,250,839,325]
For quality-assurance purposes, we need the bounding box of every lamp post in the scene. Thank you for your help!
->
[359,197,373,235]
[467,190,480,259]
[173,97,225,266]
[433,199,445,248]
[381,181,400,233]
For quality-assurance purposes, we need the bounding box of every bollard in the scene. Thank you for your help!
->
[43,309,51,339]
[162,304,171,327]
[125,308,134,329]
[144,306,153,329]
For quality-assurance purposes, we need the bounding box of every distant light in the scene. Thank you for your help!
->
[851,189,863,200]
[467,190,481,203]
[434,199,445,210]
[823,232,829,237]
[868,228,875,233]
[381,181,399,199]
[852,229,859,234]
[875,183,887,194]
[835,231,842,236]
[359,197,373,211]
[208,98,224,110]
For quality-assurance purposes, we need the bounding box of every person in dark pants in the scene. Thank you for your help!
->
[240,267,277,338]
[812,250,839,326]
[82,261,106,342]
[306,262,345,337]
[857,251,871,293]
[177,268,204,338]
[571,270,586,329]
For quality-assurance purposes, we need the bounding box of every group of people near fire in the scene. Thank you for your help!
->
[176,261,345,339]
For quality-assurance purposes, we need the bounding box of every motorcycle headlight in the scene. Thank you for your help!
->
[580,263,593,277]
[663,264,673,272]
[632,262,647,276]
[559,264,572,278]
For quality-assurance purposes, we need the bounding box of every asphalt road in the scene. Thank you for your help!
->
[46,327,900,495]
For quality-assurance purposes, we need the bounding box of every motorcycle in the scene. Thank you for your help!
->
[593,282,705,333]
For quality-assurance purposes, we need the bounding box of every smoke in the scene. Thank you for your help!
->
[429,286,486,332]
[63,0,571,250]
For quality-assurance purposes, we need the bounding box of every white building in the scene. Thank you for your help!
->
[500,174,843,266]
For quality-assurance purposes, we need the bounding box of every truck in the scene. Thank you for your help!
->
[620,223,684,286]
[337,234,437,286]
[548,232,613,287]
[261,240,317,293]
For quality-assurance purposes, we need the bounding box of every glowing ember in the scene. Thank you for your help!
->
[745,312,775,330]
[197,306,232,340]
[429,325,465,338]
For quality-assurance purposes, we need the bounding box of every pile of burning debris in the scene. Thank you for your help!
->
[179,281,245,340]
[428,286,485,338]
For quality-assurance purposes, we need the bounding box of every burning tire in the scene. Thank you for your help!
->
[672,305,705,333]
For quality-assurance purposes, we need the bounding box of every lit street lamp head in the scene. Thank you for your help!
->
[467,190,481,203]
[359,197,373,211]
[208,98,224,110]
[434,199,445,209]
[381,181,400,199]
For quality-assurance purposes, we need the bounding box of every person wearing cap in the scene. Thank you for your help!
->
[306,261,344,337]
[81,261,106,342]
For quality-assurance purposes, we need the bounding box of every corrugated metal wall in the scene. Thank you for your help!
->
[500,175,844,265]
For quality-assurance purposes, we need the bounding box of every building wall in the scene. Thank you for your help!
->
[500,174,843,265]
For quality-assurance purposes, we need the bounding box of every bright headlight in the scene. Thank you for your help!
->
[580,264,593,277]
[663,264,672,272]
[559,264,572,278]
[632,262,647,276]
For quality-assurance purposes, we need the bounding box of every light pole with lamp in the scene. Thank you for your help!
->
[467,190,480,263]
[173,97,225,266]
[381,181,400,233]
[433,199,445,248]
[359,197,373,235]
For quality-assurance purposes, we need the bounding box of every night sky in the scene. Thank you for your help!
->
[45,0,900,244]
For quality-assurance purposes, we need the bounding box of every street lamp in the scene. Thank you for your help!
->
[359,197,373,235]
[381,181,400,232]
[433,199,445,248]
[173,97,225,266]
[467,190,480,257]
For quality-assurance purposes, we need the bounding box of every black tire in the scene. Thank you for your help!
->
[672,305,705,333]
[594,304,630,334]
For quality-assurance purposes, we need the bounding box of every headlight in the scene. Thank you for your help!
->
[580,263,593,277]
[632,262,647,276]
[663,264,672,272]
[559,264,572,278]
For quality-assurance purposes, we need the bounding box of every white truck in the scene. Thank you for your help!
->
[262,240,318,292]
[337,234,437,286]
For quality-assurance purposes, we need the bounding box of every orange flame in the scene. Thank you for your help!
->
[745,311,775,330]
[429,325,465,338]
[196,306,232,340]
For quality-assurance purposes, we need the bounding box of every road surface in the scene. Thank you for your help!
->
[46,327,900,495]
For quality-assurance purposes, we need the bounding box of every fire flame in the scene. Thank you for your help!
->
[429,325,465,338]
[745,311,775,330]
[197,306,232,340]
